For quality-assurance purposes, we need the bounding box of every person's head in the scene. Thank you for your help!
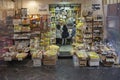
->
[63,25,67,29]
[73,21,76,24]
[73,24,76,28]
[56,24,61,30]
[73,21,76,27]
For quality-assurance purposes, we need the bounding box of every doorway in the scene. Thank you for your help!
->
[49,4,81,57]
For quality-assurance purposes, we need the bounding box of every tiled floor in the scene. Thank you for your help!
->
[0,59,120,80]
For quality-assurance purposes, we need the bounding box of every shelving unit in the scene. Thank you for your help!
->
[83,17,93,49]
[29,14,50,51]
[83,15,103,49]
[92,16,103,44]
[12,8,30,61]
[75,26,83,43]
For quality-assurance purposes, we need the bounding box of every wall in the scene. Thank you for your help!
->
[0,0,14,9]
[16,0,103,15]
[104,0,120,4]
[0,0,14,20]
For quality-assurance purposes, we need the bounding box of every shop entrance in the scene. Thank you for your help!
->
[49,4,81,57]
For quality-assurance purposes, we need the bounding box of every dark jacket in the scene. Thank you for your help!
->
[62,25,69,38]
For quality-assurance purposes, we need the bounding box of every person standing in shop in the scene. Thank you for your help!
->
[56,24,62,45]
[71,24,76,43]
[62,25,69,45]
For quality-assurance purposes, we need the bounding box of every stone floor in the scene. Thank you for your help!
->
[0,59,120,80]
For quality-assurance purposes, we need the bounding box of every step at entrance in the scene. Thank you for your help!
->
[58,45,73,58]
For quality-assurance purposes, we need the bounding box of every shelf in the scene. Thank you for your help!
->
[84,38,92,39]
[19,24,30,26]
[93,26,103,28]
[14,31,31,33]
[86,20,92,22]
[77,28,82,30]
[76,34,82,36]
[93,36,102,38]
[93,20,103,22]
[13,38,30,40]
[84,32,92,34]
[21,17,28,19]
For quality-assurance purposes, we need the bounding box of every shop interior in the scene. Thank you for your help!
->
[0,0,120,68]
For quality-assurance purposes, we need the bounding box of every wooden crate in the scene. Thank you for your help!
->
[79,60,87,66]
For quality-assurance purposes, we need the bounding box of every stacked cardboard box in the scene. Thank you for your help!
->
[43,54,57,65]
[76,50,88,66]
[31,50,43,67]
[88,52,100,66]
[42,45,59,66]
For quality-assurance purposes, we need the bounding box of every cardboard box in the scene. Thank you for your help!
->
[89,61,99,66]
[103,62,114,67]
[43,60,56,65]
[4,57,12,61]
[18,58,23,61]
[79,60,87,66]
[43,55,57,61]
[33,59,42,67]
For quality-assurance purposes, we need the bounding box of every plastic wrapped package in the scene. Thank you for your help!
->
[2,52,17,61]
[76,50,88,66]
[16,53,28,61]
[43,50,58,60]
[76,50,88,60]
[43,50,57,65]
[31,50,42,59]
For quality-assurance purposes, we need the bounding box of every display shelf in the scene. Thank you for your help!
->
[83,15,103,47]
[14,31,31,33]
[19,24,30,26]
[93,20,103,22]
[10,8,31,61]
[92,16,103,44]
[83,17,93,47]
[13,38,30,40]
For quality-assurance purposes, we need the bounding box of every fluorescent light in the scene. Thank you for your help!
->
[28,1,37,6]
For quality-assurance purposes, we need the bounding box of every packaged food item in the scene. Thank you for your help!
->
[31,50,42,59]
[88,52,99,59]
[46,45,59,51]
[76,50,88,59]
[16,53,28,59]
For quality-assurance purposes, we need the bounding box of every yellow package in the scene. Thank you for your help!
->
[88,52,99,59]
[16,53,27,58]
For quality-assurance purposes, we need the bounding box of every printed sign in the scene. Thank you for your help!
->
[39,4,48,11]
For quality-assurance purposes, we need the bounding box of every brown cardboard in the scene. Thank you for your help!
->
[43,55,57,61]
[43,60,56,65]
